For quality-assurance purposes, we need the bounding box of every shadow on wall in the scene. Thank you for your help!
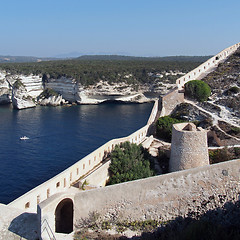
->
[8,212,38,240]
[128,200,240,240]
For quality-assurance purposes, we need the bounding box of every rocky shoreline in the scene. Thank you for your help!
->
[0,72,166,109]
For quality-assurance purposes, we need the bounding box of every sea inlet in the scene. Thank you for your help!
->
[0,102,153,204]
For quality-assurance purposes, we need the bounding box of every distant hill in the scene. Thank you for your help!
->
[76,55,212,62]
[0,56,59,63]
[0,54,212,63]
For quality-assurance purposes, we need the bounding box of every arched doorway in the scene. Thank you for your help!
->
[55,198,73,233]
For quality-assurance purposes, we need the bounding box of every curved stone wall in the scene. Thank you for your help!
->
[8,100,159,213]
[176,42,240,89]
[39,158,240,240]
[169,123,209,172]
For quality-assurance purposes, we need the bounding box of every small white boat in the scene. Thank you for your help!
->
[20,136,29,140]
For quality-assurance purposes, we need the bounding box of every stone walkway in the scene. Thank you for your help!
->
[0,204,38,240]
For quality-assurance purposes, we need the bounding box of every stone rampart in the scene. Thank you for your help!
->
[39,159,240,239]
[160,88,184,117]
[176,42,240,89]
[156,42,240,118]
[8,100,159,213]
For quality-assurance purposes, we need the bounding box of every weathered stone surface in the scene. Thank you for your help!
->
[39,95,66,106]
[72,159,240,222]
[0,72,158,108]
[0,76,11,104]
[160,88,184,117]
[38,159,240,240]
[12,83,36,110]
[0,204,38,240]
[169,123,209,172]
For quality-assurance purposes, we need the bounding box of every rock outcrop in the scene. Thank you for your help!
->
[0,71,162,109]
[0,73,11,104]
[11,80,36,109]
[39,95,67,106]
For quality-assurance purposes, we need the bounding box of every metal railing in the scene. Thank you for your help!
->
[41,218,56,240]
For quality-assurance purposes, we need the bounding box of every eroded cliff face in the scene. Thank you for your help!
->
[11,81,36,109]
[0,72,11,104]
[0,71,165,109]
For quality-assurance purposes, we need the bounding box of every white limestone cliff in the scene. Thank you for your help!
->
[0,71,161,109]
[0,72,11,104]
[39,95,67,106]
[19,75,43,98]
[0,81,11,104]
[11,81,36,110]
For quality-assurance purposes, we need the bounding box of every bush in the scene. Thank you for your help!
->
[107,142,154,185]
[13,79,24,89]
[209,147,233,164]
[156,116,183,142]
[38,88,59,99]
[230,127,240,135]
[184,80,211,102]
[229,86,240,94]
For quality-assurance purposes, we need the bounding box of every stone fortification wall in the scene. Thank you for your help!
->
[160,88,184,117]
[169,123,209,172]
[158,42,240,118]
[176,42,240,89]
[8,100,158,213]
[39,158,240,239]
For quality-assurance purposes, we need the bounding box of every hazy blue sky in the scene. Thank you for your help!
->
[1,0,240,57]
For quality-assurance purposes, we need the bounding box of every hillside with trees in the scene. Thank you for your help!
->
[0,56,209,86]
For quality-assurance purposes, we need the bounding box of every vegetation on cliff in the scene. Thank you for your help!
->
[12,79,25,89]
[38,88,59,99]
[201,47,240,117]
[184,80,211,102]
[107,142,154,185]
[209,147,240,164]
[0,57,206,86]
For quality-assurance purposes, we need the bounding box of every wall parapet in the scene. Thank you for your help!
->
[176,42,240,89]
[39,158,240,240]
[8,100,158,213]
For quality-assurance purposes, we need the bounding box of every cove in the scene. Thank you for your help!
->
[0,102,153,204]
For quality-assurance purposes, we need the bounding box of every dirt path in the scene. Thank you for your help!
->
[184,99,240,128]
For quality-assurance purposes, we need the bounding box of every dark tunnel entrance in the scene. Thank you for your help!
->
[55,198,73,233]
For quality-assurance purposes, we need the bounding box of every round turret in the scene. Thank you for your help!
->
[169,123,209,172]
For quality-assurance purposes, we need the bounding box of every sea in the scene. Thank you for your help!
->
[0,102,153,204]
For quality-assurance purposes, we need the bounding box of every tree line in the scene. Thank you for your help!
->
[0,58,206,86]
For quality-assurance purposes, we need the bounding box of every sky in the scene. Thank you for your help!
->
[0,0,240,57]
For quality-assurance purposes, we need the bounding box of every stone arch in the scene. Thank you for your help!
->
[55,198,73,234]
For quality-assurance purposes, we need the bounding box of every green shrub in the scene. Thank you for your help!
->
[38,88,59,99]
[234,147,240,156]
[107,142,154,185]
[229,86,240,94]
[230,127,240,135]
[13,79,24,89]
[209,147,233,164]
[184,80,211,102]
[156,116,183,142]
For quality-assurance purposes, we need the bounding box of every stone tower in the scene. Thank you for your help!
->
[169,122,209,172]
